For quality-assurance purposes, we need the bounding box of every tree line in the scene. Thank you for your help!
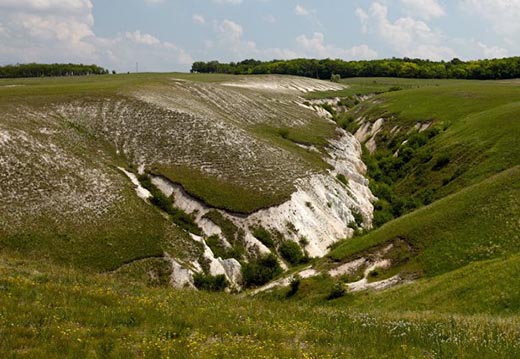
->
[0,63,110,78]
[191,57,520,80]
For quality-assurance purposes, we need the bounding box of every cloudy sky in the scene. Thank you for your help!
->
[0,0,518,72]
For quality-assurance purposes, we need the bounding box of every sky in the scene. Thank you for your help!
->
[0,0,518,72]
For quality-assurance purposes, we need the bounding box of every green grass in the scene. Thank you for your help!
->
[2,254,520,358]
[319,78,520,227]
[305,77,450,99]
[328,166,520,278]
[351,255,520,315]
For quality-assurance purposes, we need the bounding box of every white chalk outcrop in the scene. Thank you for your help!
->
[139,127,374,289]
[151,129,373,256]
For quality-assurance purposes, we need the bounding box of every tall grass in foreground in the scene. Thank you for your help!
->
[1,256,519,358]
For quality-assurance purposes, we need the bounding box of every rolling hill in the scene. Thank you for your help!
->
[1,73,519,358]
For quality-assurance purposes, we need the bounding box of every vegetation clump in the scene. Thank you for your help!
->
[251,226,274,248]
[193,273,229,292]
[336,174,349,186]
[205,235,241,259]
[242,254,282,288]
[192,57,520,80]
[327,281,347,300]
[203,210,245,259]
[279,241,305,266]
[0,63,109,78]
[137,174,202,235]
[286,276,301,297]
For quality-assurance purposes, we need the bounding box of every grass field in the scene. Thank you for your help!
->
[2,255,520,358]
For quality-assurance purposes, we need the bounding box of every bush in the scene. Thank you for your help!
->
[205,235,240,259]
[327,282,346,300]
[203,211,245,258]
[193,273,229,292]
[242,254,282,288]
[279,241,304,265]
[138,174,202,235]
[252,226,274,248]
[351,210,364,227]
[330,73,341,83]
[336,174,349,186]
[433,154,451,171]
[286,276,301,297]
[321,103,336,116]
[278,128,290,139]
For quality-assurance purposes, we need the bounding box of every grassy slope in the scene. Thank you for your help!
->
[352,254,520,315]
[329,166,520,277]
[0,73,338,276]
[353,79,520,203]
[1,73,336,213]
[1,255,519,358]
[0,74,203,271]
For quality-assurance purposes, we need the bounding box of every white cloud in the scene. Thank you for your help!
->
[295,5,309,16]
[477,42,509,59]
[400,0,445,20]
[192,14,205,25]
[0,0,192,71]
[356,1,455,60]
[125,30,160,45]
[294,4,321,27]
[215,19,297,60]
[143,0,164,4]
[218,19,244,42]
[355,8,369,33]
[296,32,377,60]
[212,0,242,4]
[462,0,520,37]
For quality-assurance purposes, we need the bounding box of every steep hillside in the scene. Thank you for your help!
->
[347,79,520,225]
[328,166,520,278]
[0,73,373,288]
[250,78,520,309]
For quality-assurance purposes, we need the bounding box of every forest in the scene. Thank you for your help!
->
[0,63,110,78]
[191,57,520,80]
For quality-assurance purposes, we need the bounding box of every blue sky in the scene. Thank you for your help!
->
[0,0,518,72]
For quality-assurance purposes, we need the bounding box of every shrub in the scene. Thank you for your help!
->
[327,282,346,300]
[321,103,336,116]
[278,128,290,139]
[193,273,229,292]
[433,154,451,171]
[336,174,349,186]
[251,226,274,248]
[286,276,301,297]
[203,211,245,258]
[242,254,282,288]
[279,241,304,265]
[351,210,364,227]
[330,73,341,83]
[205,235,240,259]
[299,237,309,247]
[138,174,202,235]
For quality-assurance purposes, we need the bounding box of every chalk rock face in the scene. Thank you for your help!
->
[157,128,375,289]
[166,255,195,289]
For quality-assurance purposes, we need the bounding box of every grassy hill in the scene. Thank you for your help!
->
[328,166,520,278]
[1,74,520,357]
[0,73,342,273]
